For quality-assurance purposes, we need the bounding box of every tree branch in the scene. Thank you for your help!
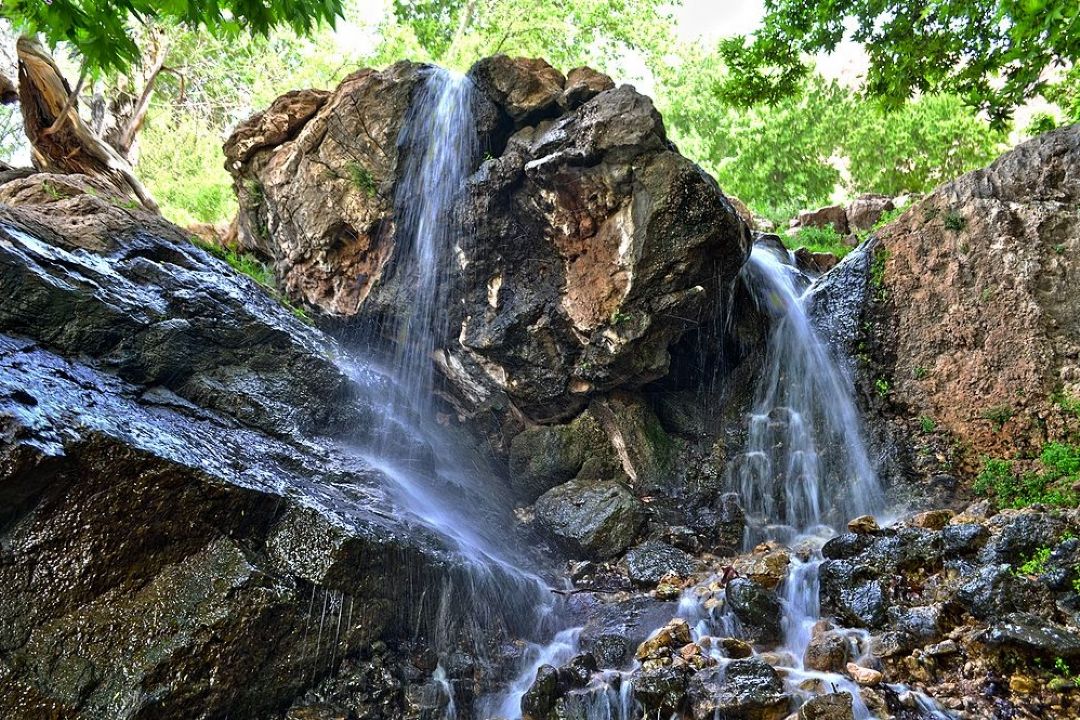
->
[41,63,86,137]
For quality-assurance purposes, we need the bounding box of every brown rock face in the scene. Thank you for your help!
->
[470,55,565,122]
[795,204,849,234]
[873,125,1080,460]
[225,62,426,314]
[457,84,750,421]
[846,194,894,232]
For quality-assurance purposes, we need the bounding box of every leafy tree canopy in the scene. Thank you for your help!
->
[718,0,1080,127]
[0,0,345,74]
[388,0,674,73]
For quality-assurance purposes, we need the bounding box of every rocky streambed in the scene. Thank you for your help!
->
[1,56,1079,720]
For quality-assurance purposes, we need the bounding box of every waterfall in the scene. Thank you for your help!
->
[734,243,884,541]
[389,68,478,414]
[331,68,556,709]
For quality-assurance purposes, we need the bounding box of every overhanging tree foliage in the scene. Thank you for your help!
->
[0,0,345,74]
[387,0,674,72]
[0,0,345,210]
[718,0,1080,126]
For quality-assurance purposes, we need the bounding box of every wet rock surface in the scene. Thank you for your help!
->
[868,125,1080,462]
[0,181,522,719]
[624,540,696,586]
[230,55,750,435]
[6,55,1080,720]
[534,478,645,560]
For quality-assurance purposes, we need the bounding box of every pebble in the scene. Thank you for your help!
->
[848,515,880,534]
[847,662,883,686]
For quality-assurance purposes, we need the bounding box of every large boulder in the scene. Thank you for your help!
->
[0,177,534,718]
[624,540,696,585]
[845,194,894,232]
[793,204,849,234]
[224,62,435,317]
[869,125,1080,460]
[457,81,750,421]
[508,408,620,502]
[725,578,783,644]
[227,57,751,428]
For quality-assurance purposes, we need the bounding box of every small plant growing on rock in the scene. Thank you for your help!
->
[873,206,904,230]
[944,210,966,230]
[41,180,64,199]
[870,248,890,300]
[974,443,1080,509]
[1018,546,1051,577]
[243,178,264,206]
[875,377,890,397]
[1052,390,1080,419]
[982,404,1013,430]
[913,365,928,379]
[919,415,936,433]
[347,162,378,197]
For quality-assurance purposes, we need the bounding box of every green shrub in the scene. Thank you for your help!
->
[794,225,852,257]
[1053,390,1080,419]
[944,210,966,231]
[919,415,936,433]
[974,446,1080,509]
[913,365,928,379]
[873,206,904,230]
[1018,546,1052,576]
[875,377,890,397]
[1041,442,1080,478]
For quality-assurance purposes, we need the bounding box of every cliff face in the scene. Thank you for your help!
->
[862,126,1080,487]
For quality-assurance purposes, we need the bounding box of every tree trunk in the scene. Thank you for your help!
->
[15,36,158,212]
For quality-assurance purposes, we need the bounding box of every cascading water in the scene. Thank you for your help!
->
[331,69,944,719]
[735,244,884,540]
[504,242,950,720]
[665,243,949,719]
[330,67,558,711]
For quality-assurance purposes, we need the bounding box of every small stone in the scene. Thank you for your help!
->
[846,662,883,686]
[733,545,792,590]
[804,631,850,673]
[654,579,682,601]
[636,618,692,660]
[569,560,595,583]
[721,637,753,659]
[910,509,954,530]
[924,639,958,656]
[679,643,701,660]
[625,540,696,586]
[1009,675,1037,694]
[848,515,880,534]
[726,577,783,644]
[799,692,855,720]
